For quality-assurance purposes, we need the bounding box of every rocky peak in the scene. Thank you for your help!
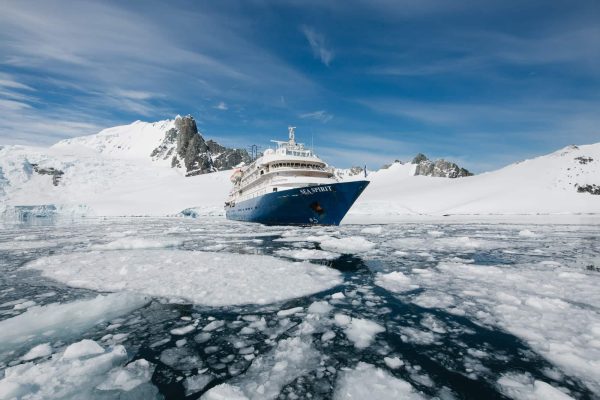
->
[150,116,251,176]
[411,153,428,164]
[411,153,472,178]
[30,163,64,186]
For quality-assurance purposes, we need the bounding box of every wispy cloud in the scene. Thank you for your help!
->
[300,110,333,123]
[0,1,321,145]
[215,101,228,111]
[301,25,334,66]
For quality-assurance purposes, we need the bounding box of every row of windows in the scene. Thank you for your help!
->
[271,162,322,170]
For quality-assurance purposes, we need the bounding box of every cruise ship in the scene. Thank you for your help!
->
[225,127,369,225]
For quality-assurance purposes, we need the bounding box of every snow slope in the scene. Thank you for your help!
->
[350,144,600,217]
[1,117,598,218]
[0,120,231,217]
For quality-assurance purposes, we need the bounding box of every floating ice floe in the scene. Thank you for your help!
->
[307,301,333,315]
[21,343,52,361]
[334,314,385,349]
[274,248,340,260]
[26,250,342,306]
[90,237,182,250]
[361,226,383,235]
[386,260,600,393]
[333,362,426,400]
[375,271,418,293]
[518,229,538,238]
[274,234,376,254]
[384,356,404,369]
[497,373,574,400]
[0,340,158,399]
[203,337,319,400]
[0,292,149,350]
[319,236,376,253]
[387,236,502,252]
[184,373,213,396]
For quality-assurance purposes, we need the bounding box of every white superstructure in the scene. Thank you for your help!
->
[226,127,338,204]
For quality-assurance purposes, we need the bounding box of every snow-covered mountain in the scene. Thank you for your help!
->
[0,116,246,218]
[0,116,598,220]
[351,143,599,217]
[54,115,250,176]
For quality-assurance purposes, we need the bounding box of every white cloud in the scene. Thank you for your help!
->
[301,25,334,66]
[300,110,333,123]
[215,101,228,110]
[0,1,319,145]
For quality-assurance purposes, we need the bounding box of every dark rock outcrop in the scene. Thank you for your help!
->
[151,116,251,176]
[31,163,64,186]
[576,184,600,195]
[411,154,472,178]
[412,153,428,164]
[575,156,593,165]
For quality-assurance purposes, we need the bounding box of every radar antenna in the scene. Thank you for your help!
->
[288,126,296,145]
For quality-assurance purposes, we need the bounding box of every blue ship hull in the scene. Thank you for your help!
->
[225,180,369,226]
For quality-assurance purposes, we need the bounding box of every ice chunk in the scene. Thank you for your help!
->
[319,236,375,253]
[97,358,156,391]
[375,271,418,293]
[0,340,160,400]
[91,237,182,250]
[184,374,213,396]
[203,384,249,400]
[275,248,339,260]
[13,300,36,310]
[334,314,351,326]
[384,356,404,369]
[160,346,202,370]
[518,229,538,238]
[170,324,195,335]
[277,307,303,317]
[399,327,437,345]
[343,318,385,349]
[27,250,342,306]
[331,292,345,300]
[62,339,105,359]
[361,226,383,235]
[203,337,319,400]
[203,320,225,331]
[21,343,52,361]
[333,362,426,399]
[0,292,149,350]
[307,301,333,315]
[498,373,574,400]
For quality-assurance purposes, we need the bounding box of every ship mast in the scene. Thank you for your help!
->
[288,126,296,145]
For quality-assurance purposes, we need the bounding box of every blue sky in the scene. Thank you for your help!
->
[1,0,599,171]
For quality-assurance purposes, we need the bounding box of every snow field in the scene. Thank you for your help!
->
[350,143,600,217]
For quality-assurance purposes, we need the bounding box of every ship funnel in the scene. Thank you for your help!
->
[288,126,296,145]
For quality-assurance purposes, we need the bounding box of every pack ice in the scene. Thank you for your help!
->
[26,250,342,306]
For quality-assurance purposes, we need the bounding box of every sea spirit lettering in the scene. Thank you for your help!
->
[300,186,333,195]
